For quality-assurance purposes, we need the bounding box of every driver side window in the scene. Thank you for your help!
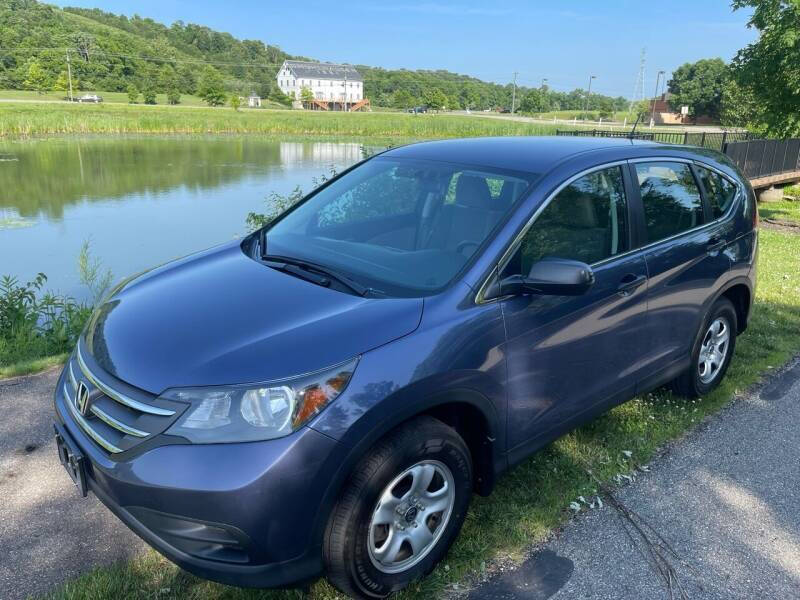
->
[516,166,629,275]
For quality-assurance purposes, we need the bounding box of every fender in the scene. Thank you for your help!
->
[307,379,503,553]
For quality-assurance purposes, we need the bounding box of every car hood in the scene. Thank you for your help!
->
[83,241,423,394]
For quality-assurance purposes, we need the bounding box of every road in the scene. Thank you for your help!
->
[472,358,800,599]
[0,368,144,600]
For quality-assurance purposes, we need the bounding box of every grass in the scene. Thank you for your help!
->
[0,89,288,109]
[523,109,632,122]
[39,224,800,600]
[0,243,109,378]
[0,101,568,139]
[759,197,800,226]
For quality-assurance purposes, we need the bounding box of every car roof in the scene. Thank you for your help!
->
[382,136,662,174]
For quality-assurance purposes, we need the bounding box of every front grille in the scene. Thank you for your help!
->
[63,344,184,455]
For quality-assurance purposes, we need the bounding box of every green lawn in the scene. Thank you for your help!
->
[40,224,800,600]
[0,89,208,106]
[0,101,568,140]
[759,196,800,227]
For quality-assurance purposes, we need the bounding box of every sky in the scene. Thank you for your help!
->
[50,0,758,98]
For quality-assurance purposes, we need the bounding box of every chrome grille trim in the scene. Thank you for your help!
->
[63,383,123,453]
[90,405,149,438]
[76,345,175,416]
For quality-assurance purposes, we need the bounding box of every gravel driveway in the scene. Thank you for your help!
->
[0,368,144,600]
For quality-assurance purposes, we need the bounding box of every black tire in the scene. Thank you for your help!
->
[671,297,737,398]
[324,416,472,599]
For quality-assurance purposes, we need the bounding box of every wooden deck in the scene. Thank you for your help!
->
[750,170,800,189]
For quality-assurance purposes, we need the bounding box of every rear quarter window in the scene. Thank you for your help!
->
[635,161,704,243]
[695,166,738,219]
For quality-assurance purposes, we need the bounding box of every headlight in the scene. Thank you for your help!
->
[163,357,358,443]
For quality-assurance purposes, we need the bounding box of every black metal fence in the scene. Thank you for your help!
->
[556,129,755,152]
[722,138,800,180]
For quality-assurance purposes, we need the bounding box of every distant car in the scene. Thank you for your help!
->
[77,94,103,103]
[53,137,757,598]
[406,106,427,114]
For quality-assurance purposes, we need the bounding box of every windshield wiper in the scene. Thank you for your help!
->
[260,254,374,297]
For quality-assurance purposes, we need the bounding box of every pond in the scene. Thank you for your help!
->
[0,136,370,299]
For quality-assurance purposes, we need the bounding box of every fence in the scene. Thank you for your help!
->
[722,138,800,180]
[556,129,755,152]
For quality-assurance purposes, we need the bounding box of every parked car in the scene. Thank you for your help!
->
[53,136,757,598]
[407,105,428,114]
[77,94,103,103]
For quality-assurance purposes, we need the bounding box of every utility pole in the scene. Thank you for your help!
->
[344,71,348,112]
[583,74,596,117]
[650,70,664,127]
[511,71,518,114]
[66,49,74,102]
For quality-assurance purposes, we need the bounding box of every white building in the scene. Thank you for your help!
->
[276,60,364,105]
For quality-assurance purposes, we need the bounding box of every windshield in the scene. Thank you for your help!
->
[264,156,536,296]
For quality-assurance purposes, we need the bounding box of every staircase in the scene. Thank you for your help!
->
[348,98,371,112]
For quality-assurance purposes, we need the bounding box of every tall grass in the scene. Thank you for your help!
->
[0,102,566,139]
[0,241,111,377]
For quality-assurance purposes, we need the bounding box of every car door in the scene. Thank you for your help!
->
[500,163,650,455]
[630,159,732,388]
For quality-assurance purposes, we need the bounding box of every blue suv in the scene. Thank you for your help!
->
[53,137,757,598]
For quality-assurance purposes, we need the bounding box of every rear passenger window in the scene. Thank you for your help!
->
[696,166,737,219]
[519,166,628,272]
[635,162,704,243]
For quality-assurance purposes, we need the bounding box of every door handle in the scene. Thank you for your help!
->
[617,273,646,296]
[707,236,726,253]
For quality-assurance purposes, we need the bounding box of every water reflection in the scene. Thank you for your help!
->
[0,137,367,297]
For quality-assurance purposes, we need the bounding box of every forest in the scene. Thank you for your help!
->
[0,0,628,111]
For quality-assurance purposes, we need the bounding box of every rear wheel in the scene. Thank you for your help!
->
[324,416,472,599]
[671,297,737,398]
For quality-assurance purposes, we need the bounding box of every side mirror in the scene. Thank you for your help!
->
[499,257,595,296]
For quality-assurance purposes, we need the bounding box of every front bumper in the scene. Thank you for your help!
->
[53,368,341,589]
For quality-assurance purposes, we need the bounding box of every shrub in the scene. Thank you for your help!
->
[127,84,139,104]
[0,241,112,371]
[0,273,91,367]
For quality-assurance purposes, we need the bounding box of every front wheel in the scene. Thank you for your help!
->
[324,416,472,599]
[671,297,737,398]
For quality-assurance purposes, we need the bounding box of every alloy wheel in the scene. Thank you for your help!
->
[698,316,730,384]
[367,460,455,574]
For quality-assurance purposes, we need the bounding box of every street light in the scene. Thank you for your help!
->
[583,75,596,117]
[650,70,665,127]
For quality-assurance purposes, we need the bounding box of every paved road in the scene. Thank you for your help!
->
[0,368,144,600]
[473,358,800,600]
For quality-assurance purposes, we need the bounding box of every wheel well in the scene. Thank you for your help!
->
[722,284,751,334]
[423,402,495,496]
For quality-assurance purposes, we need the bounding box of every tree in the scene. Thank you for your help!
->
[127,84,139,104]
[197,66,227,106]
[299,86,314,107]
[519,88,549,113]
[53,71,69,92]
[391,89,414,109]
[629,100,651,122]
[166,83,181,105]
[229,94,241,111]
[142,84,157,104]
[422,88,448,111]
[720,78,764,132]
[23,60,49,94]
[730,0,800,136]
[667,58,728,121]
